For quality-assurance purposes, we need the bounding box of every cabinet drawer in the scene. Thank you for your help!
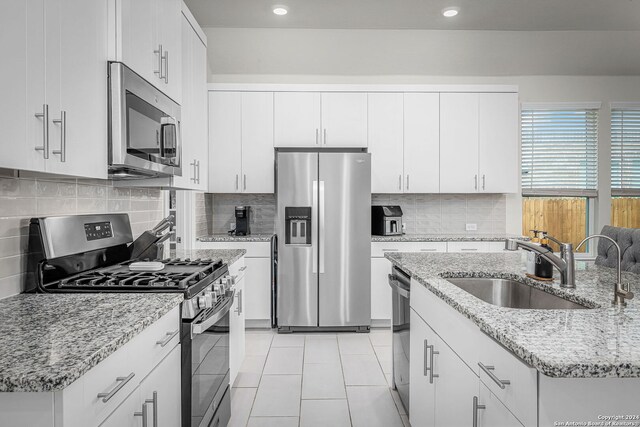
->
[195,241,271,258]
[135,306,181,373]
[447,241,491,252]
[371,241,446,257]
[478,332,537,427]
[228,256,246,282]
[478,382,524,427]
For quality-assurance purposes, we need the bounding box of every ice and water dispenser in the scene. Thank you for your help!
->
[284,207,312,245]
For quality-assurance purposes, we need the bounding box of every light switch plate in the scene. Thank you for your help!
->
[466,223,478,231]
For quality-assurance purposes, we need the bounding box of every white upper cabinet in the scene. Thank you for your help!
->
[440,92,519,194]
[274,92,321,147]
[368,93,404,193]
[274,92,367,147]
[320,93,368,147]
[404,93,440,193]
[1,0,46,173]
[209,92,275,193]
[440,93,480,193]
[479,93,519,193]
[114,0,182,103]
[210,92,242,193]
[172,11,208,191]
[241,92,275,193]
[0,0,107,179]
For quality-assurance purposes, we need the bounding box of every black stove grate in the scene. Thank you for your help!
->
[57,258,222,291]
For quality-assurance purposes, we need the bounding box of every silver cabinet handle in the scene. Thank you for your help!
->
[461,248,478,252]
[243,174,247,191]
[472,396,486,427]
[34,104,49,159]
[315,128,319,144]
[190,160,197,182]
[482,174,486,190]
[235,174,239,191]
[162,50,169,84]
[323,129,327,145]
[406,175,409,191]
[134,401,148,427]
[144,391,158,427]
[239,266,247,272]
[156,329,179,347]
[398,175,402,190]
[235,289,243,316]
[478,362,510,389]
[428,344,439,383]
[52,111,66,162]
[474,174,478,190]
[382,248,399,252]
[420,248,437,252]
[196,160,201,184]
[423,339,429,376]
[154,45,163,79]
[97,372,135,402]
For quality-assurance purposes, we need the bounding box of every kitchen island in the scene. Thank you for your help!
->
[386,251,640,426]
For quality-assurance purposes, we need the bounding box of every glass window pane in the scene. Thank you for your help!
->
[522,197,589,252]
[611,197,640,228]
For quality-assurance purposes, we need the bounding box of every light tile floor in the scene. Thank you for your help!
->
[229,329,409,427]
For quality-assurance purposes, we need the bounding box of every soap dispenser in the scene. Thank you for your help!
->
[526,230,539,275]
[534,234,554,279]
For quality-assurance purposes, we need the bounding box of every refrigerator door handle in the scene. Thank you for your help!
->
[312,180,318,273]
[319,181,325,274]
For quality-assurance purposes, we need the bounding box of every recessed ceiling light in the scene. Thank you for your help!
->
[442,7,460,17]
[273,5,288,15]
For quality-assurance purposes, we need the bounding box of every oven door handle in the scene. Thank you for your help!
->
[191,290,235,337]
[388,274,410,299]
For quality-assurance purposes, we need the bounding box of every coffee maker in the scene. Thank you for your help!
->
[234,206,251,236]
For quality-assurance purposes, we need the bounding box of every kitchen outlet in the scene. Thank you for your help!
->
[466,223,478,231]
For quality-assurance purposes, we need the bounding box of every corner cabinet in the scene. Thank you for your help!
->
[1,0,108,179]
[440,92,519,193]
[209,92,275,193]
[274,92,368,148]
[113,0,182,103]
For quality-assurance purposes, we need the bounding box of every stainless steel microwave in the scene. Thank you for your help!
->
[108,62,182,179]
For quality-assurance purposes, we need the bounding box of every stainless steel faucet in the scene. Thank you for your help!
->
[576,234,634,306]
[505,235,576,288]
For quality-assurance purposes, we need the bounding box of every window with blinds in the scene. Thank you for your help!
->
[611,108,640,195]
[521,108,598,196]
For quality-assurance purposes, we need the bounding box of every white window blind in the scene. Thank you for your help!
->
[612,108,640,195]
[521,108,598,196]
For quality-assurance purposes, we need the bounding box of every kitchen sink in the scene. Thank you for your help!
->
[445,277,590,309]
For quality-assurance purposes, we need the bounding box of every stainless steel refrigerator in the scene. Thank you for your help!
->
[276,151,371,332]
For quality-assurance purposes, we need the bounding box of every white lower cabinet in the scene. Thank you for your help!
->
[371,257,393,321]
[477,382,524,427]
[98,387,141,427]
[0,307,181,427]
[229,258,246,386]
[410,308,478,427]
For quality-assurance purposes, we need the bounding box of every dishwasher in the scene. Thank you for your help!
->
[388,265,411,414]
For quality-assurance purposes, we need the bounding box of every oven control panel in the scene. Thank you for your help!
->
[84,221,113,241]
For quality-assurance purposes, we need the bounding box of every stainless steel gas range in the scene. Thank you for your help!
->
[26,213,234,427]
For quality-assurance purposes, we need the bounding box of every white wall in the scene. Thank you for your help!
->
[203,27,640,235]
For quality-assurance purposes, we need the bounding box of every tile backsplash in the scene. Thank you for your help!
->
[0,172,166,299]
[372,193,507,234]
[194,192,506,237]
[196,193,277,235]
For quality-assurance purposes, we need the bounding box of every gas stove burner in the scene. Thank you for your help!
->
[53,257,226,296]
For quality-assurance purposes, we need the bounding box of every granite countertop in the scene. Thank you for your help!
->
[170,249,246,266]
[385,251,640,378]
[197,234,275,243]
[0,293,183,392]
[372,233,527,242]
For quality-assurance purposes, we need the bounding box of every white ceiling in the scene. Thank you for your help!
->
[184,0,640,31]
